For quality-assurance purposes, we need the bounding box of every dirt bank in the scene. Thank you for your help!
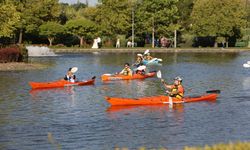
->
[0,62,48,71]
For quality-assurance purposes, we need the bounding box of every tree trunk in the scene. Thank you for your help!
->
[174,30,177,48]
[80,37,84,47]
[214,42,218,48]
[226,37,229,48]
[152,27,155,48]
[48,37,54,46]
[18,29,23,44]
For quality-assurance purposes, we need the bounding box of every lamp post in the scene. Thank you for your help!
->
[132,3,135,48]
[246,0,250,47]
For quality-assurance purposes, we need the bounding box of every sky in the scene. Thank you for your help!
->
[59,0,98,6]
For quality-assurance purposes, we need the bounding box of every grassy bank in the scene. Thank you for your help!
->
[51,47,250,53]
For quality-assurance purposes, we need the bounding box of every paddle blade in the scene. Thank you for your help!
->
[137,65,146,71]
[92,76,96,80]
[157,58,163,62]
[243,63,250,68]
[144,49,149,55]
[206,90,221,94]
[71,67,78,73]
[157,70,162,79]
[148,58,158,64]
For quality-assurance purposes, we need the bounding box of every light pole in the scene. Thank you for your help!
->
[132,3,135,48]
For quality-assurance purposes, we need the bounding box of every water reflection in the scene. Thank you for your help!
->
[1,52,250,149]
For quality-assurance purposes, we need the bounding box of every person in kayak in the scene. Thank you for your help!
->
[161,76,184,99]
[133,53,144,67]
[119,63,133,76]
[144,53,153,61]
[64,68,76,82]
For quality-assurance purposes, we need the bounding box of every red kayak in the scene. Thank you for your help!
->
[101,72,156,81]
[29,76,95,89]
[105,93,218,106]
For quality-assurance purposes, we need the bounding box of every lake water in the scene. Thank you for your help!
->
[0,52,250,150]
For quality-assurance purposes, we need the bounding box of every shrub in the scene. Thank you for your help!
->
[0,45,27,63]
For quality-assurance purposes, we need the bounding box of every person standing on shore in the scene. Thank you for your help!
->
[97,37,102,48]
[116,38,120,48]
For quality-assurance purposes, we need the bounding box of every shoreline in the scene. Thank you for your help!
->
[51,47,250,53]
[0,62,48,71]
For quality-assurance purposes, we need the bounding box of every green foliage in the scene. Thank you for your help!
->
[96,0,132,36]
[82,7,99,22]
[16,0,61,33]
[191,0,246,37]
[0,0,20,37]
[65,18,97,46]
[216,37,226,43]
[39,22,64,45]
[40,22,64,37]
[179,33,195,47]
[13,0,61,43]
[71,2,87,11]
[177,0,194,31]
[65,18,96,39]
[136,0,180,37]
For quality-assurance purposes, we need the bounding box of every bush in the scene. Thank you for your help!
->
[0,45,28,63]
[179,33,195,48]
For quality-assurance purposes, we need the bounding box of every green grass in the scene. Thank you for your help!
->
[184,142,250,150]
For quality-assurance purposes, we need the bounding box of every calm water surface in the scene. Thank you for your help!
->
[0,52,250,150]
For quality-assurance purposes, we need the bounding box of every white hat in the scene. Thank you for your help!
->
[174,76,182,81]
[137,54,143,57]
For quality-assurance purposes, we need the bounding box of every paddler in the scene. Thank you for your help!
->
[119,63,133,76]
[133,53,144,67]
[161,76,184,100]
[64,67,76,82]
[144,52,153,61]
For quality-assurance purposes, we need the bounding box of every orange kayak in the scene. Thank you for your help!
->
[105,93,217,106]
[29,77,95,89]
[101,72,156,81]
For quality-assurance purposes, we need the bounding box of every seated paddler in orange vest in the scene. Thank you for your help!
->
[161,76,184,99]
[119,63,133,76]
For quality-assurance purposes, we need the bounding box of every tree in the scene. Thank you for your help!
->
[14,0,61,44]
[0,0,20,37]
[96,0,131,37]
[136,0,179,47]
[177,0,194,31]
[65,18,97,46]
[39,22,64,46]
[191,0,246,47]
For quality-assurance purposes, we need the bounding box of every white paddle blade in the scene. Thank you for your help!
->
[243,63,250,68]
[71,67,78,73]
[157,58,163,62]
[148,58,158,63]
[144,49,149,55]
[137,65,146,71]
[157,70,162,79]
